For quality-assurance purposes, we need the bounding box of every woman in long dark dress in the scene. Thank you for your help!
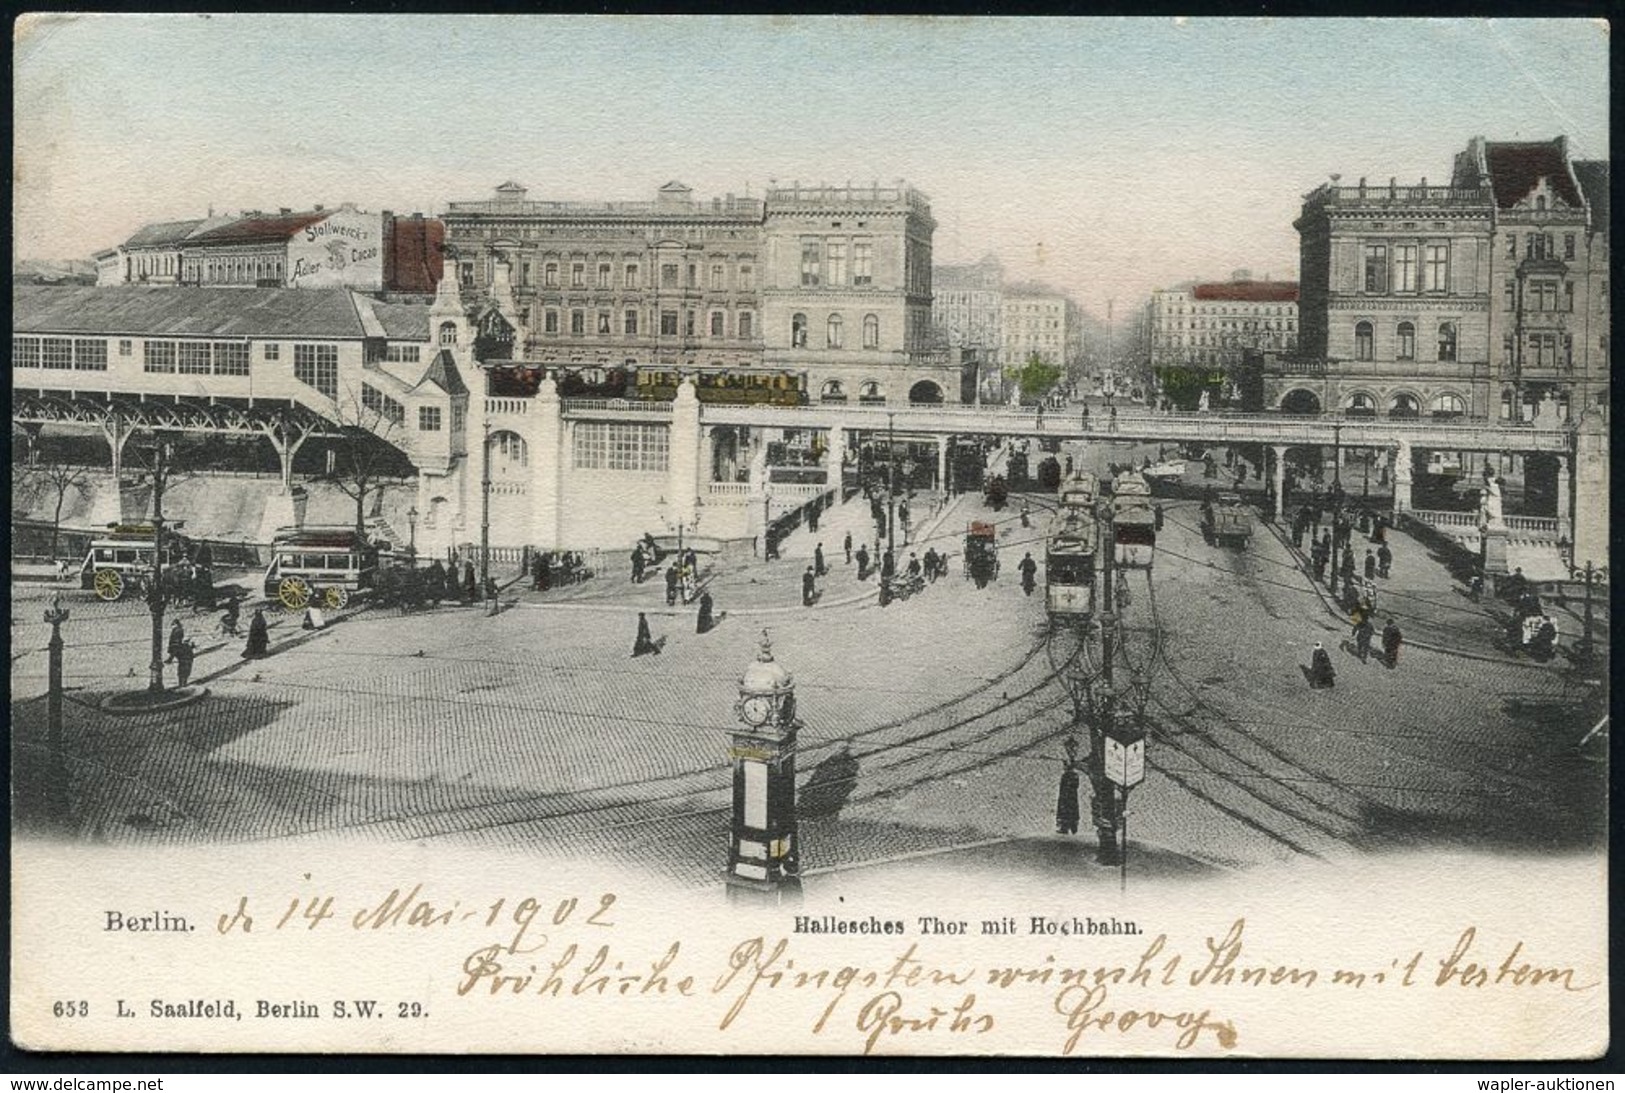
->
[696,591,716,634]
[244,608,270,659]
[633,612,661,657]
[1055,762,1081,835]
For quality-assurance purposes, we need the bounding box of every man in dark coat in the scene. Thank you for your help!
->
[463,563,478,605]
[664,564,679,607]
[1364,548,1377,581]
[854,544,870,581]
[808,504,819,533]
[1354,615,1375,662]
[814,543,827,577]
[632,612,661,657]
[1340,546,1356,584]
[167,619,186,663]
[802,566,817,607]
[243,608,270,659]
[1381,618,1402,669]
[843,531,852,565]
[1377,543,1392,578]
[696,590,717,634]
[174,639,196,687]
[1056,762,1080,835]
[1019,552,1038,596]
[923,547,939,583]
[1308,642,1336,688]
[630,548,644,585]
[906,553,922,581]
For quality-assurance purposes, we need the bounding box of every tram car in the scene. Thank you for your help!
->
[1111,471,1157,569]
[483,363,808,406]
[79,524,194,601]
[1057,470,1100,514]
[262,526,381,611]
[1044,508,1098,619]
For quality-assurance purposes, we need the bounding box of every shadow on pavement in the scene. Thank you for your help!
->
[800,746,860,819]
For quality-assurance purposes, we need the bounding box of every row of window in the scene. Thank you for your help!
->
[360,383,406,426]
[1343,391,1465,415]
[1507,279,1575,312]
[140,340,254,376]
[1164,305,1295,316]
[13,337,108,371]
[1363,242,1451,294]
[799,240,875,288]
[469,259,761,293]
[1508,232,1577,261]
[187,255,285,285]
[292,344,340,398]
[1352,320,1457,362]
[789,313,881,350]
[1508,332,1575,370]
[572,423,669,472]
[538,308,758,341]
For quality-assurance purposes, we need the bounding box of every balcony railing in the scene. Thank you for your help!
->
[1320,185,1488,205]
[561,398,674,416]
[485,398,532,416]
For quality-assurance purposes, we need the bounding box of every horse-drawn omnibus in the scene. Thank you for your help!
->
[79,524,193,601]
[262,526,380,611]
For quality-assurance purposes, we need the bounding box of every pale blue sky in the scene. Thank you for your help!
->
[13,15,1609,314]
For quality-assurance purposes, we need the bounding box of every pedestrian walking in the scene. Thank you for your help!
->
[1154,503,1165,532]
[1308,642,1336,688]
[1055,761,1080,835]
[462,563,477,605]
[632,612,661,657]
[243,607,270,659]
[219,597,241,638]
[1109,406,1118,430]
[808,504,819,533]
[1354,615,1375,662]
[630,547,645,585]
[174,639,196,688]
[1340,546,1356,583]
[814,543,827,577]
[1364,548,1377,581]
[1080,406,1090,431]
[923,547,939,583]
[1381,618,1402,669]
[664,565,679,607]
[1019,552,1037,596]
[843,531,852,565]
[906,553,922,581]
[855,544,870,581]
[802,566,818,607]
[1377,543,1392,579]
[167,618,186,663]
[696,590,717,634]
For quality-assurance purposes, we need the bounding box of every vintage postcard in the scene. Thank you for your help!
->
[10,14,1609,1058]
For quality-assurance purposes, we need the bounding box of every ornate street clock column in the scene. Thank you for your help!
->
[726,630,802,905]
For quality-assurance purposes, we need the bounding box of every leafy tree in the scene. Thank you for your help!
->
[1014,354,1064,403]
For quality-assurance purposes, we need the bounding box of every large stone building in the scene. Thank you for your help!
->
[1275,136,1608,426]
[931,255,1004,365]
[1000,284,1077,371]
[99,206,443,296]
[442,180,954,405]
[1149,276,1298,369]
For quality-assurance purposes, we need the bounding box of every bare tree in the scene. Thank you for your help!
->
[320,386,408,539]
[17,456,93,561]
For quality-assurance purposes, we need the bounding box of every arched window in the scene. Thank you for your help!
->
[859,380,884,404]
[791,313,808,348]
[439,322,458,347]
[1437,322,1457,362]
[1430,393,1466,418]
[820,379,846,402]
[1354,321,1374,361]
[1396,321,1415,361]
[827,313,844,349]
[489,430,529,476]
[1346,392,1377,416]
[1389,392,1420,419]
[863,313,879,350]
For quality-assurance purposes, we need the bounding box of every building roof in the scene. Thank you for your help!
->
[1483,140,1584,210]
[1192,281,1299,303]
[371,298,431,340]
[415,349,468,397]
[186,210,331,246]
[1573,160,1610,236]
[12,285,429,340]
[123,219,206,248]
[385,216,443,295]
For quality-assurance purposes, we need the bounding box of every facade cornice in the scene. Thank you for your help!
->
[1328,295,1489,312]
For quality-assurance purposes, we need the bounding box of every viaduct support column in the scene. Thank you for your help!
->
[1390,440,1412,516]
[937,437,948,494]
[1554,454,1571,540]
[1571,412,1608,569]
[532,375,564,550]
[668,379,702,531]
[1271,446,1287,521]
[825,425,846,495]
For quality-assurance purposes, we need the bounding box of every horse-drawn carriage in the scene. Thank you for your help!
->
[79,524,195,602]
[262,526,380,611]
[965,521,1000,588]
